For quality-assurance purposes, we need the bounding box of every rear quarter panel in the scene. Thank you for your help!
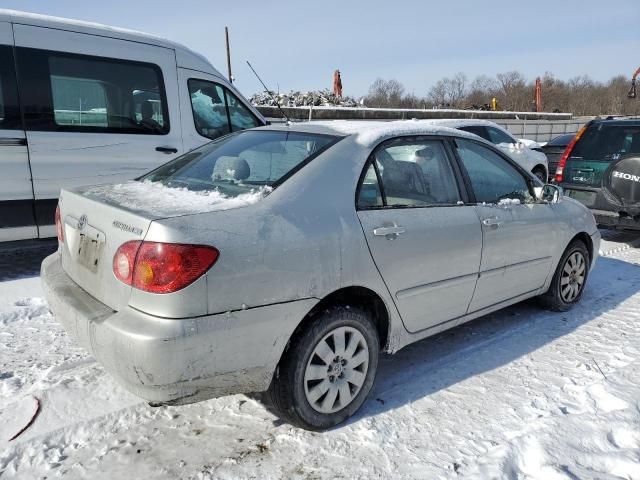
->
[142,138,405,351]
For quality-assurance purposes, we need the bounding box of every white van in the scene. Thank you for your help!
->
[0,10,265,242]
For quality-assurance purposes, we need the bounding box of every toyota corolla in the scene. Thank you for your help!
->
[42,120,600,430]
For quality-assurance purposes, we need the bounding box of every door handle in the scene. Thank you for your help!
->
[482,216,503,228]
[156,146,178,154]
[373,225,406,237]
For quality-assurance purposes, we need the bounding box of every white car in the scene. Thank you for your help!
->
[426,119,549,182]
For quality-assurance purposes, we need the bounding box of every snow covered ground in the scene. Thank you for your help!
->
[1,232,640,479]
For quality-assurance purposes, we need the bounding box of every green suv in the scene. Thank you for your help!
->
[556,118,640,230]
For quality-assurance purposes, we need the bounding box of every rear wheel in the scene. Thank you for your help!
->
[539,240,589,311]
[268,305,379,430]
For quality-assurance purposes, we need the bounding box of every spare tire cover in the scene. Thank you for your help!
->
[604,156,640,213]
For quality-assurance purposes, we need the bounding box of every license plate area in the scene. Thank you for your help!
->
[77,234,104,272]
[64,216,106,273]
[565,189,597,207]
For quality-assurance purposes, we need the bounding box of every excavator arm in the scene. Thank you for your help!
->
[629,66,640,98]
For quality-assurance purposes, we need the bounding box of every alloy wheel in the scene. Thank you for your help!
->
[303,326,369,414]
[560,251,586,302]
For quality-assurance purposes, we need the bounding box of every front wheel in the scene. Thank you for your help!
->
[268,305,379,430]
[539,240,590,311]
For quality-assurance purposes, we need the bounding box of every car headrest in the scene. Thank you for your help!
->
[227,157,251,181]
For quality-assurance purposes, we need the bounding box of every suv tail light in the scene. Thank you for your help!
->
[113,241,219,294]
[55,205,64,243]
[555,125,587,183]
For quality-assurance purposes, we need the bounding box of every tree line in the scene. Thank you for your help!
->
[364,72,640,116]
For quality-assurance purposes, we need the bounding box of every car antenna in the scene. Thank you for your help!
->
[246,60,291,125]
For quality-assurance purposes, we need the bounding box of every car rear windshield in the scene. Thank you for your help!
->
[572,123,640,161]
[142,130,340,196]
[546,133,575,147]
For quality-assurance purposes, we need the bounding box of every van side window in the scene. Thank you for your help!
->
[225,89,261,132]
[188,79,231,139]
[188,79,262,140]
[16,47,169,134]
[0,46,21,130]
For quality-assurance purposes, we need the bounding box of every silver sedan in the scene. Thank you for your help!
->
[41,120,600,430]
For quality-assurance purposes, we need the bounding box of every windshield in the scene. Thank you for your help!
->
[572,124,640,161]
[142,130,340,197]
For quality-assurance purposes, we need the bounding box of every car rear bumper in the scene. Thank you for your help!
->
[591,209,640,230]
[562,184,640,230]
[41,253,316,404]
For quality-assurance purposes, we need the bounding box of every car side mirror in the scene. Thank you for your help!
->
[540,184,563,203]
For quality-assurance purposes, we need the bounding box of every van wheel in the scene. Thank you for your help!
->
[539,240,589,311]
[268,306,379,430]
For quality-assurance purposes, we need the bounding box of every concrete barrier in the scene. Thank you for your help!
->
[256,105,573,121]
[257,105,590,142]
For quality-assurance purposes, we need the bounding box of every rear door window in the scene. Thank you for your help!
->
[358,138,461,208]
[17,47,169,134]
[572,124,640,161]
[0,45,21,130]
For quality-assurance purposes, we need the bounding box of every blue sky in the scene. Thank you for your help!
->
[2,0,639,98]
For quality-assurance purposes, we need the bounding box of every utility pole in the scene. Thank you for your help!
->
[225,26,232,83]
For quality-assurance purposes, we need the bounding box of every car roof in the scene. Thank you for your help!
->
[591,117,640,126]
[0,9,223,76]
[256,120,481,147]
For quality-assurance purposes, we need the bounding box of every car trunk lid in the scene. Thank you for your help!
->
[58,188,157,312]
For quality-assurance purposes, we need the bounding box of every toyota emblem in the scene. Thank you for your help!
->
[78,214,88,231]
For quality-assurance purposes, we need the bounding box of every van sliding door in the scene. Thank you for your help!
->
[13,24,183,237]
[0,22,35,242]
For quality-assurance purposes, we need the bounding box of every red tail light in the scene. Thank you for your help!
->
[555,125,587,183]
[113,241,219,294]
[55,205,64,243]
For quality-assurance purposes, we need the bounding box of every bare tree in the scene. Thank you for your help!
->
[496,71,528,110]
[361,70,640,115]
[427,72,467,108]
[467,75,499,107]
[366,78,406,108]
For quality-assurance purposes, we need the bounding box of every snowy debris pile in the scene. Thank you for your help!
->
[250,89,361,108]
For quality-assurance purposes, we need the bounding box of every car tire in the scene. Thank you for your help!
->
[268,305,379,431]
[532,167,547,183]
[539,240,590,311]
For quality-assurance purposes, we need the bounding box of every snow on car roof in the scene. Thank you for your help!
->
[259,120,480,147]
[420,118,503,128]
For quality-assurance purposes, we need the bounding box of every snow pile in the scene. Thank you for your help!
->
[2,236,640,478]
[250,89,360,108]
[498,198,522,205]
[83,181,271,217]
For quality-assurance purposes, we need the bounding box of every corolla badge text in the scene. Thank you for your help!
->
[112,220,143,236]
